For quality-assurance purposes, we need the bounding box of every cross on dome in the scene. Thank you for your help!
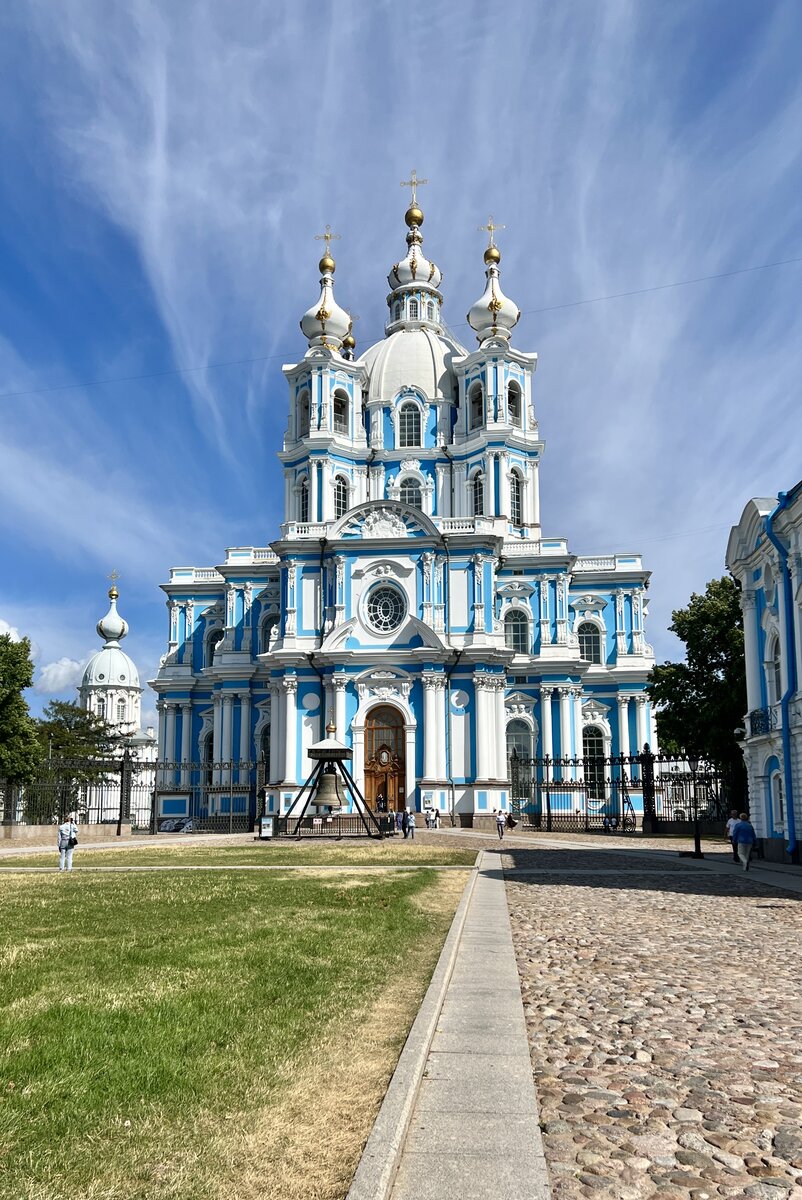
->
[300,225,350,351]
[400,169,428,207]
[478,215,505,247]
[107,567,120,599]
[467,213,520,343]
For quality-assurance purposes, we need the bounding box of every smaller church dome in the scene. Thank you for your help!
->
[300,234,351,351]
[82,645,140,689]
[82,583,141,689]
[388,214,442,293]
[467,238,520,344]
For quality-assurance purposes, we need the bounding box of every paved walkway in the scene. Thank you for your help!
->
[388,852,551,1200]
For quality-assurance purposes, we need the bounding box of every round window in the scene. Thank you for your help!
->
[366,585,406,633]
[98,673,105,680]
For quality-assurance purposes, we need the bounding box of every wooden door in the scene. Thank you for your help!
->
[364,705,406,812]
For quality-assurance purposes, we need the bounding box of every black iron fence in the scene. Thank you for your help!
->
[508,749,729,833]
[0,756,263,834]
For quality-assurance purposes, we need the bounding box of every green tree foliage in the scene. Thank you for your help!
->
[0,634,42,783]
[34,701,116,821]
[647,576,747,802]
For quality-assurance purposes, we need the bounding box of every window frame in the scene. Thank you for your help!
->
[578,621,603,665]
[333,475,349,519]
[507,381,522,427]
[332,389,349,435]
[504,610,530,655]
[398,400,422,449]
[510,469,523,526]
[471,471,484,516]
[399,477,423,509]
[469,383,484,431]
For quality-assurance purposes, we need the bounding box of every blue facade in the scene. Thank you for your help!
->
[153,197,657,820]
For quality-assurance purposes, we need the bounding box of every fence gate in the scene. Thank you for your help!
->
[508,749,729,834]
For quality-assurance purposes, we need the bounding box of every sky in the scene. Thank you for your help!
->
[1,0,801,728]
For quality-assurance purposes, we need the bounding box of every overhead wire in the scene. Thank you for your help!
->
[1,253,800,402]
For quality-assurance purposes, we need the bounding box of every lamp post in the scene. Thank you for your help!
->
[686,749,704,859]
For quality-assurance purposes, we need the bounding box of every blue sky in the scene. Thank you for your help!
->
[1,0,801,727]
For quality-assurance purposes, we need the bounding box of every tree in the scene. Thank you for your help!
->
[34,701,116,821]
[0,633,42,784]
[647,576,747,804]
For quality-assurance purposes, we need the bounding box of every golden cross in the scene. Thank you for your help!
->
[400,169,428,206]
[108,569,120,585]
[478,215,505,247]
[314,224,341,255]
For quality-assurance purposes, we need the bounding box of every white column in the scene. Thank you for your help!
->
[617,696,630,759]
[221,694,233,784]
[423,676,437,779]
[741,589,762,712]
[157,702,167,787]
[269,687,281,784]
[634,695,648,754]
[309,460,319,524]
[475,679,489,780]
[320,458,331,522]
[165,702,176,767]
[573,689,584,759]
[558,687,572,763]
[213,694,223,785]
[530,461,541,528]
[334,674,347,741]
[456,463,467,516]
[239,692,251,770]
[283,678,298,784]
[180,702,191,785]
[499,452,510,520]
[495,681,507,780]
[435,680,447,779]
[540,687,553,760]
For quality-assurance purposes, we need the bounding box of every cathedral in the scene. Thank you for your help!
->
[152,182,656,826]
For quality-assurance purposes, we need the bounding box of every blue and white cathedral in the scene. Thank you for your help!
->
[152,186,657,825]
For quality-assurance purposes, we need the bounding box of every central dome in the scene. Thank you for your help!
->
[360,327,466,402]
[82,645,140,689]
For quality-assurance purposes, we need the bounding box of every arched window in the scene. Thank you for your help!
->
[578,622,603,665]
[298,390,310,438]
[510,470,523,526]
[409,298,419,320]
[205,629,224,668]
[202,731,214,786]
[582,726,606,799]
[399,401,421,448]
[116,698,126,723]
[426,301,435,321]
[260,726,271,779]
[504,610,530,654]
[771,770,784,825]
[393,302,401,322]
[260,614,279,654]
[507,382,522,427]
[771,638,782,703]
[399,478,422,508]
[334,475,349,519]
[298,476,309,523]
[469,384,484,430]
[507,718,533,761]
[97,697,106,720]
[333,389,349,434]
[471,472,484,516]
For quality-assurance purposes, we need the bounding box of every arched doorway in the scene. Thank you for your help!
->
[364,705,406,812]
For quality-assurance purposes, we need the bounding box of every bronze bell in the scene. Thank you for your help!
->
[315,766,345,811]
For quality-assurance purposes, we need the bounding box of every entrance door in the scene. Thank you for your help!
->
[364,705,406,812]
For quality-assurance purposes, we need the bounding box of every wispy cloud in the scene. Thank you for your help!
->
[2,0,801,672]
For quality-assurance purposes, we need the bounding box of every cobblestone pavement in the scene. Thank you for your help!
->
[505,843,802,1200]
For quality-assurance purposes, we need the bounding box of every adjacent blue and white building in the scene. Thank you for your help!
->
[152,192,657,824]
[727,482,802,862]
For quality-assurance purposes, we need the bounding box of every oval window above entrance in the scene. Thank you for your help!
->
[366,584,406,633]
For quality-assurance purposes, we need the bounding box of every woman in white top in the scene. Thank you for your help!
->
[57,814,79,872]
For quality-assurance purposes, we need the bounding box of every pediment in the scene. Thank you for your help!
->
[331,501,439,541]
[498,581,535,599]
[569,594,607,615]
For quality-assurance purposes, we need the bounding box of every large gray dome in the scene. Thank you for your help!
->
[360,328,466,403]
[81,645,140,689]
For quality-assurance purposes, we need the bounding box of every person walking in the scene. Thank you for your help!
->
[57,813,79,872]
[401,808,409,839]
[725,809,740,863]
[407,807,416,840]
[731,812,757,871]
[495,808,506,840]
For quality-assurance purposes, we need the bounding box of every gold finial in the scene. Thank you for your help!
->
[107,569,120,600]
[401,169,427,227]
[478,215,505,264]
[342,310,358,351]
[326,713,337,736]
[315,224,341,273]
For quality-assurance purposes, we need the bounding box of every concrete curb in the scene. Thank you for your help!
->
[345,854,481,1200]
